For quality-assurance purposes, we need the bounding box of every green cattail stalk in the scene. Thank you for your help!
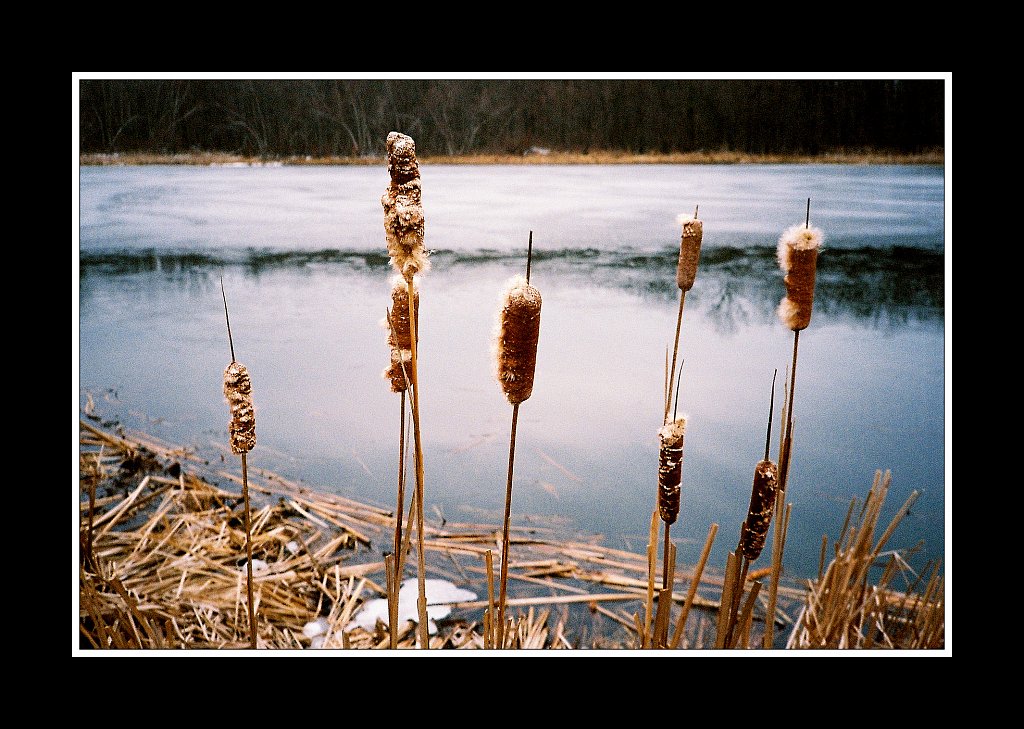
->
[495,259,542,648]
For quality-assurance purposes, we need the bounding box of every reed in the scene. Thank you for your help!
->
[787,471,940,648]
[382,131,431,648]
[721,371,780,646]
[382,279,419,648]
[763,200,822,648]
[665,207,702,423]
[494,235,542,647]
[220,279,258,649]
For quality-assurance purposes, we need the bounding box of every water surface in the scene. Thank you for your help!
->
[78,163,945,577]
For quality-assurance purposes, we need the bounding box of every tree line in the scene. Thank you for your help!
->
[79,79,944,157]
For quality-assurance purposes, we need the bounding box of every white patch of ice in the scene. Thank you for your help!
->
[285,541,301,556]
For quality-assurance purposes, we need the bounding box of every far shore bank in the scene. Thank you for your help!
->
[80,149,944,167]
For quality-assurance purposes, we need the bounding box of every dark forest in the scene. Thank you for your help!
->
[79,79,944,158]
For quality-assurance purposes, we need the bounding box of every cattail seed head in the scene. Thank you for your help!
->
[657,417,686,524]
[495,275,542,405]
[382,278,419,394]
[382,132,429,280]
[384,348,413,393]
[777,223,822,331]
[675,214,703,292]
[224,361,256,454]
[739,459,779,560]
[387,277,419,351]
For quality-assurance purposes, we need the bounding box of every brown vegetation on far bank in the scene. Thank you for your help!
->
[80,148,945,168]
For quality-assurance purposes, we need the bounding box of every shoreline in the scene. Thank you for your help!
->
[79,149,945,167]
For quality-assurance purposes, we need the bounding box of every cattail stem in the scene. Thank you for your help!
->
[662,523,672,590]
[385,554,398,649]
[497,402,520,648]
[664,292,686,423]
[241,453,256,649]
[485,549,496,649]
[724,555,749,648]
[387,392,406,650]
[86,478,96,571]
[779,330,800,494]
[394,391,406,578]
[670,522,718,649]
[405,277,429,649]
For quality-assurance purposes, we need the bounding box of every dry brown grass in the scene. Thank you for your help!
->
[80,148,945,167]
[78,420,813,649]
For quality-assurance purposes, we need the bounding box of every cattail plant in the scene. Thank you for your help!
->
[220,278,258,649]
[720,371,779,648]
[763,198,822,649]
[664,207,702,423]
[654,208,702,600]
[381,277,419,648]
[382,131,431,648]
[494,234,542,648]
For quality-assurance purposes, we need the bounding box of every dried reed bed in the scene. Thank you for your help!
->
[787,470,943,649]
[78,420,807,649]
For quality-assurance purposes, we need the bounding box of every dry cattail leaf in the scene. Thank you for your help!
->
[657,418,686,524]
[675,215,703,292]
[224,361,256,454]
[496,275,542,405]
[739,459,779,560]
[382,132,429,280]
[777,223,822,331]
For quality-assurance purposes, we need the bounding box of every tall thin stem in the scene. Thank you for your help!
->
[497,402,520,648]
[405,277,429,649]
[241,453,256,649]
[662,523,672,590]
[779,330,800,494]
[394,391,406,575]
[664,292,686,424]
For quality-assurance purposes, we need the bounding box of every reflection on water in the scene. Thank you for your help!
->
[81,244,943,332]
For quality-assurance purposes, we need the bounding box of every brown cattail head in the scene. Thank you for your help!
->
[495,275,542,405]
[384,348,413,393]
[382,132,428,280]
[387,277,419,351]
[675,214,703,292]
[382,278,419,393]
[777,223,822,331]
[739,459,779,560]
[224,361,256,454]
[657,417,686,524]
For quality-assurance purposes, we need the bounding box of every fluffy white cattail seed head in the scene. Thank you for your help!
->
[777,223,822,331]
[382,132,429,280]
